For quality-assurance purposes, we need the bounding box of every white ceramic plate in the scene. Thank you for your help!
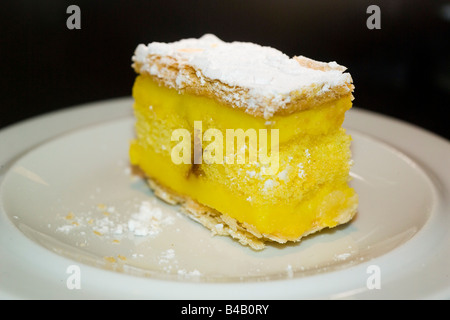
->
[0,97,449,299]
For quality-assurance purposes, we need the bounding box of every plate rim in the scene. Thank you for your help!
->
[0,97,449,300]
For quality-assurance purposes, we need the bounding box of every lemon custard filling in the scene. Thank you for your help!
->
[130,34,358,249]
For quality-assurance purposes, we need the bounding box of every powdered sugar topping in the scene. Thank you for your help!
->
[132,34,352,118]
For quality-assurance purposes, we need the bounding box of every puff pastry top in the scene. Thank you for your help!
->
[132,34,354,119]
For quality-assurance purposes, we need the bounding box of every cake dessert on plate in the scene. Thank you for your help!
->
[129,34,358,250]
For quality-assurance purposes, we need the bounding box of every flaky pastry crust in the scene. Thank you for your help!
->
[147,177,357,250]
[132,36,354,119]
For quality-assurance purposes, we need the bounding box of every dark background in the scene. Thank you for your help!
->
[1,0,449,140]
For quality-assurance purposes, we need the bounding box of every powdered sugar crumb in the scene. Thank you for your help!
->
[56,225,75,233]
[55,200,174,239]
[286,264,294,278]
[177,269,202,277]
[297,163,305,179]
[159,248,176,264]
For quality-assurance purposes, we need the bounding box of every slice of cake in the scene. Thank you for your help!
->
[129,34,358,250]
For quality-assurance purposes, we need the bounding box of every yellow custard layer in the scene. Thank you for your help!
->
[130,76,357,241]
